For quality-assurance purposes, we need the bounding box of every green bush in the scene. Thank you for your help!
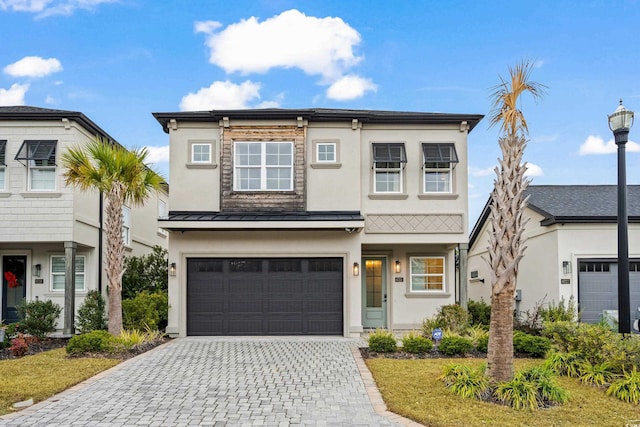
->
[539,296,577,322]
[0,322,21,349]
[122,246,168,299]
[607,366,640,404]
[513,331,551,358]
[438,336,473,356]
[122,291,169,331]
[495,366,568,409]
[440,363,490,400]
[17,299,62,339]
[66,330,116,355]
[368,329,397,353]
[401,331,433,353]
[578,360,616,387]
[76,290,107,333]
[422,304,469,336]
[544,350,583,378]
[475,335,489,353]
[467,299,491,326]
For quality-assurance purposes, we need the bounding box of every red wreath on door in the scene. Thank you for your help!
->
[4,271,20,288]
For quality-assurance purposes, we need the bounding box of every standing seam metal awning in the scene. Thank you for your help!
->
[422,143,459,164]
[14,140,57,164]
[372,143,407,163]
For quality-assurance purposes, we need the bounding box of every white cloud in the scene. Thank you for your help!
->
[194,20,221,34]
[0,0,52,12]
[524,162,544,177]
[468,166,495,177]
[579,135,640,155]
[0,0,117,17]
[0,83,29,105]
[143,145,170,164]
[4,56,62,78]
[44,95,56,104]
[179,80,262,111]
[326,75,377,101]
[198,9,363,82]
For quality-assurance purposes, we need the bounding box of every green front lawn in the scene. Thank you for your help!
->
[366,358,640,427]
[0,349,120,416]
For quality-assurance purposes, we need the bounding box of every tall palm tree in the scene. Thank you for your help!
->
[62,136,165,335]
[485,61,545,382]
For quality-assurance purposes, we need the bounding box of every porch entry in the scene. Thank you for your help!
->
[2,256,27,324]
[362,257,387,329]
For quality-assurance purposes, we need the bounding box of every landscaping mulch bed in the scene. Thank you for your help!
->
[360,348,532,360]
[0,338,70,360]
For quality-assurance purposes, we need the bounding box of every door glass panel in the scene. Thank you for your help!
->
[365,259,382,308]
[3,256,26,323]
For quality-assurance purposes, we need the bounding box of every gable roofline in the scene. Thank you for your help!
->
[152,108,484,134]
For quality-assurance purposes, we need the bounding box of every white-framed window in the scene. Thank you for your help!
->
[15,140,57,191]
[191,143,212,163]
[372,143,406,193]
[422,143,458,193]
[234,141,293,191]
[0,140,6,191]
[51,255,86,291]
[316,142,336,163]
[410,256,445,292]
[122,205,131,245]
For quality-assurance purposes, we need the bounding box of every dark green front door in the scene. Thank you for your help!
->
[2,256,27,324]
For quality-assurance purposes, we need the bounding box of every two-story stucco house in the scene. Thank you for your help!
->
[153,108,482,337]
[0,106,169,331]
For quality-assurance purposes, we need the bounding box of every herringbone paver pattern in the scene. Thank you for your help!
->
[1,337,402,426]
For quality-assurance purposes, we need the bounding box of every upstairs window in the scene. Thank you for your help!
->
[51,255,86,291]
[372,143,406,193]
[15,140,57,191]
[422,143,458,193]
[316,142,336,163]
[234,141,293,191]
[191,143,212,163]
[122,205,131,245]
[0,140,6,190]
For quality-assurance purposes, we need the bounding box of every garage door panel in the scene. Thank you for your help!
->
[267,300,303,313]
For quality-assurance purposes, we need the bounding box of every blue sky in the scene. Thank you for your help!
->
[1,0,639,225]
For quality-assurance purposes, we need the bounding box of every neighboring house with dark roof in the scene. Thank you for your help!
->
[0,106,168,331]
[153,108,483,337]
[468,185,640,330]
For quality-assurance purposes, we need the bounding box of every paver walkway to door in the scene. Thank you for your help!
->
[1,337,406,426]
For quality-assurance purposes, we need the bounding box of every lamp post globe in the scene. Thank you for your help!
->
[608,100,634,334]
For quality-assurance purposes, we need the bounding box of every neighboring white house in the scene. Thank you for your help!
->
[468,185,640,329]
[0,106,169,331]
[153,108,483,337]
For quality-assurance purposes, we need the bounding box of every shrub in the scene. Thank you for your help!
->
[494,376,540,410]
[475,335,489,353]
[116,329,163,350]
[440,363,490,400]
[465,325,489,346]
[438,336,473,356]
[368,329,397,353]
[539,296,577,322]
[578,361,616,387]
[401,331,433,353]
[76,290,107,333]
[122,246,168,299]
[9,333,30,357]
[518,366,569,407]
[607,366,640,404]
[544,351,582,378]
[422,304,469,336]
[514,299,545,335]
[513,332,551,358]
[122,291,169,331]
[17,299,62,339]
[467,299,491,326]
[66,330,116,355]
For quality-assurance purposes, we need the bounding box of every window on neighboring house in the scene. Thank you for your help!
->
[234,141,293,191]
[122,206,131,245]
[316,142,336,163]
[51,255,86,291]
[372,143,406,193]
[158,199,168,235]
[191,143,212,163]
[422,143,458,193]
[410,256,445,292]
[15,140,57,191]
[0,140,6,190]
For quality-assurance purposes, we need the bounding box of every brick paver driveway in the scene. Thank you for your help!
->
[1,337,402,426]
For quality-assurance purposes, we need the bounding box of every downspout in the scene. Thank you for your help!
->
[98,191,103,293]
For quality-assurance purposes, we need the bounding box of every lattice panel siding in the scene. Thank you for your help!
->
[365,214,463,234]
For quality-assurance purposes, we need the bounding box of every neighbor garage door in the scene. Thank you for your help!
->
[578,260,640,325]
[187,258,343,335]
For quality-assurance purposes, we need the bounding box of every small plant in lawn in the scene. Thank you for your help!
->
[66,330,116,355]
[439,363,490,400]
[401,331,432,354]
[17,299,62,339]
[438,336,473,356]
[494,376,540,410]
[76,290,107,333]
[513,331,551,358]
[607,366,640,404]
[368,329,397,353]
[578,361,616,387]
[467,299,491,327]
[544,350,583,378]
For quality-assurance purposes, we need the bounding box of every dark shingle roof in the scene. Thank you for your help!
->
[469,185,640,247]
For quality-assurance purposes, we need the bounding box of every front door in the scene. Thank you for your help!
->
[362,257,387,329]
[2,256,27,324]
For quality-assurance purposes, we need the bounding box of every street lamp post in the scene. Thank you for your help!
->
[608,100,635,334]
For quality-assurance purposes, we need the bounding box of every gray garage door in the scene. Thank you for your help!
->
[578,260,640,325]
[187,258,343,335]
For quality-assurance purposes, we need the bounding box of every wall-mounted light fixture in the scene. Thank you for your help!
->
[395,259,401,274]
[33,264,41,277]
[353,262,360,276]
[169,262,177,277]
[562,261,571,275]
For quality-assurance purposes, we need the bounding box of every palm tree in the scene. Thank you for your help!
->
[62,136,165,335]
[485,61,545,382]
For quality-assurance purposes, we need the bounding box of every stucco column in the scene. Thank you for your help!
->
[458,243,469,310]
[63,241,77,336]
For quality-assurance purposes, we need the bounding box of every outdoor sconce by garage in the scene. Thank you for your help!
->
[395,259,401,274]
[353,262,360,276]
[169,262,177,277]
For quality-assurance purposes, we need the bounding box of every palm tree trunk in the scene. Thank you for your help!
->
[105,183,125,335]
[486,287,515,382]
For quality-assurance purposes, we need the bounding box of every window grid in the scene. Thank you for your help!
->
[316,143,336,163]
[191,143,212,163]
[28,142,56,191]
[51,255,86,291]
[234,142,293,191]
[410,256,445,292]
